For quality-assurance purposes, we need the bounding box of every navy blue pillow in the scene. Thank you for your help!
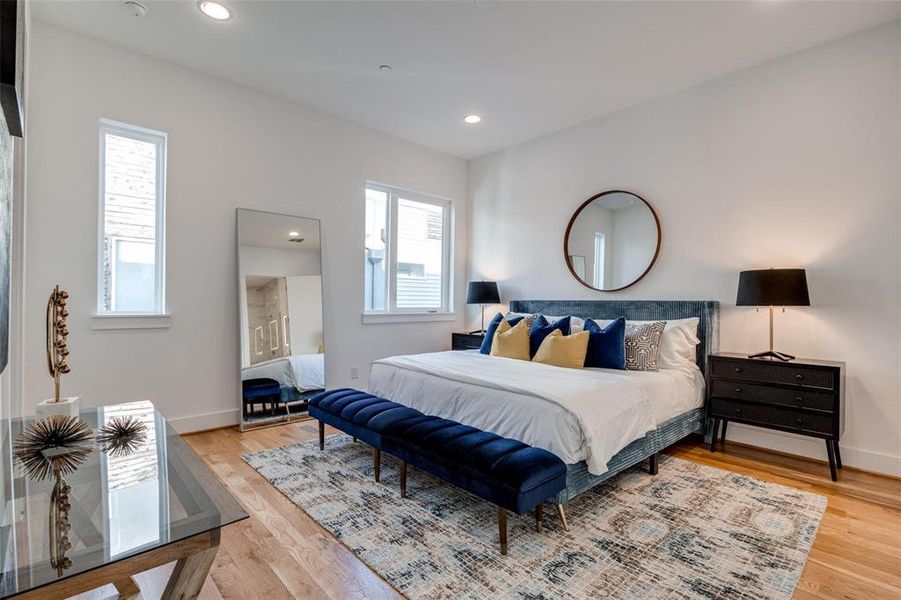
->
[480,313,526,354]
[583,317,626,369]
[529,315,571,358]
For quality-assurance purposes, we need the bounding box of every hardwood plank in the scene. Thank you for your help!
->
[184,422,901,600]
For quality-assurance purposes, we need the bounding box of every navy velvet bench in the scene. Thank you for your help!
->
[308,388,421,482]
[309,388,568,555]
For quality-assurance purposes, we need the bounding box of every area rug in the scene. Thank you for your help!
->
[244,435,826,599]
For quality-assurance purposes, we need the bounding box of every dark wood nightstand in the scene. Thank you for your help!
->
[452,332,485,351]
[707,352,845,481]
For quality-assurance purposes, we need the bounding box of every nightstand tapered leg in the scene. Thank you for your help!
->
[709,419,719,453]
[720,420,728,450]
[833,440,842,469]
[826,440,838,481]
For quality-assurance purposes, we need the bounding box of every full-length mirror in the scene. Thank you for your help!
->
[237,209,325,429]
[564,190,661,291]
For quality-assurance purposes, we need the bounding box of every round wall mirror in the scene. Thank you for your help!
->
[564,190,661,292]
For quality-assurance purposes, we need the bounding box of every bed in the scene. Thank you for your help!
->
[369,299,718,503]
[241,353,325,405]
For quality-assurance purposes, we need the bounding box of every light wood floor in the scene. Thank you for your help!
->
[181,419,901,600]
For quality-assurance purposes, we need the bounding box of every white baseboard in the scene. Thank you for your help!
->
[168,408,240,433]
[726,423,901,478]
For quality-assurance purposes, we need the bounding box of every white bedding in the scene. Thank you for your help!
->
[369,351,704,475]
[242,354,325,391]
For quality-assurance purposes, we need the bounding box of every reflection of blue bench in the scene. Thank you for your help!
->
[242,378,281,417]
[309,388,567,555]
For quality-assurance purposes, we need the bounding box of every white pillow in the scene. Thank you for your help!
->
[594,317,700,370]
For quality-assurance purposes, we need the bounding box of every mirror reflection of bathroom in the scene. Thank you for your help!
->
[237,209,324,430]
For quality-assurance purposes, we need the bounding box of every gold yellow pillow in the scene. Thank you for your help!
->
[490,318,531,361]
[532,329,590,369]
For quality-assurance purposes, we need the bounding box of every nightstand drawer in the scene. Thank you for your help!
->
[452,333,484,351]
[710,380,835,412]
[710,398,834,436]
[711,359,835,390]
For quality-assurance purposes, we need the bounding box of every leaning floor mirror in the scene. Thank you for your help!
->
[237,209,325,430]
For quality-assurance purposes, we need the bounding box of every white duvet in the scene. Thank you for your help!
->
[242,354,325,391]
[370,351,704,475]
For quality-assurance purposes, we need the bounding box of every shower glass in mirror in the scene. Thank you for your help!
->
[237,209,324,429]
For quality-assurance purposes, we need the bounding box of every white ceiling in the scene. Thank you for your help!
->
[33,1,901,159]
[238,209,321,251]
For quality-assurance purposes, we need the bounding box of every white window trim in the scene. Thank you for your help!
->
[90,313,171,330]
[97,118,167,319]
[363,181,454,319]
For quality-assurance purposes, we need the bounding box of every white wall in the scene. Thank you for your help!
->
[286,275,323,355]
[610,205,657,288]
[469,22,901,476]
[24,23,468,431]
[239,246,322,278]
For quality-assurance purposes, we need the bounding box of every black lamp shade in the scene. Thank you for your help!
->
[466,281,500,305]
[736,269,810,307]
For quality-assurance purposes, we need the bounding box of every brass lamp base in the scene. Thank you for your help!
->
[750,306,795,361]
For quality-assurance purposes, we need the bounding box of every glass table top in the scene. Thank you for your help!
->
[0,401,247,598]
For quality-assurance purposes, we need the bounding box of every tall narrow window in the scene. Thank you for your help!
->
[593,232,606,289]
[364,183,453,315]
[98,120,166,314]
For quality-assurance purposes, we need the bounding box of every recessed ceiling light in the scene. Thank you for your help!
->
[198,1,231,20]
[378,64,393,73]
[289,231,300,237]
[464,114,482,125]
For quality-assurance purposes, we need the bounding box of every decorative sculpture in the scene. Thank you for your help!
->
[13,415,92,578]
[13,415,93,481]
[36,286,78,418]
[97,416,148,457]
[46,285,70,402]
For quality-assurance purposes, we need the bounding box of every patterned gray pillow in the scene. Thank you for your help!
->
[624,321,666,371]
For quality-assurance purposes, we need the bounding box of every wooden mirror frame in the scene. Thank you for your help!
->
[563,190,662,292]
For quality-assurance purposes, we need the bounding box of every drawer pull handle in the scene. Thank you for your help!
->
[735,388,743,393]
[796,374,803,380]
[795,418,803,425]
[734,367,743,374]
[735,408,742,415]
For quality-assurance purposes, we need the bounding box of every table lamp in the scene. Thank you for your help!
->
[466,281,500,334]
[736,268,810,361]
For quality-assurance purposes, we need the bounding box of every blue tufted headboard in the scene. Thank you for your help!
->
[508,300,719,375]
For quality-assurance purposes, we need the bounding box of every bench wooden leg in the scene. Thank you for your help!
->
[318,420,324,450]
[535,503,543,533]
[556,504,569,531]
[400,460,407,498]
[498,506,508,555]
[649,452,659,476]
[373,448,381,482]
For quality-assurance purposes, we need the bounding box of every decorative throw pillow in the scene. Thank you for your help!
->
[529,315,571,358]
[592,317,699,370]
[624,321,666,371]
[480,313,527,354]
[542,314,585,333]
[532,330,590,369]
[490,318,531,361]
[583,317,626,369]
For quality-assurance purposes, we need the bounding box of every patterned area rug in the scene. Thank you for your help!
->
[244,435,826,599]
